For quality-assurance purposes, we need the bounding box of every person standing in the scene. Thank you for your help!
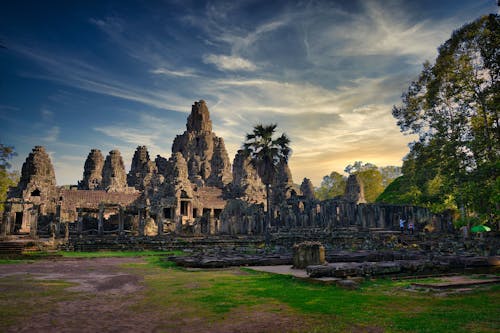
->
[408,221,414,235]
[399,218,405,233]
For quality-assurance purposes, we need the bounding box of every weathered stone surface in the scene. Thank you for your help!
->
[187,99,212,132]
[229,150,266,204]
[344,174,365,204]
[127,146,157,190]
[144,217,158,236]
[165,152,193,197]
[300,178,315,200]
[293,241,326,269]
[168,253,292,268]
[155,155,168,176]
[272,158,295,205]
[207,137,233,187]
[101,150,127,192]
[172,100,232,188]
[78,149,104,190]
[17,146,57,193]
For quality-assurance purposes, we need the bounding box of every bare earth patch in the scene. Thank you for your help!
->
[1,258,318,332]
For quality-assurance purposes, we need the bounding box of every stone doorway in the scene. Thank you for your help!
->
[14,212,23,232]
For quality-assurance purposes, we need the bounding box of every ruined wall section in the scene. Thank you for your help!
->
[127,145,157,191]
[78,149,104,190]
[171,100,232,188]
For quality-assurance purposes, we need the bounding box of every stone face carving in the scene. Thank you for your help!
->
[186,99,212,132]
[171,100,232,188]
[230,149,266,204]
[101,150,127,192]
[78,149,104,190]
[165,152,193,198]
[155,155,168,176]
[15,146,57,201]
[300,178,315,200]
[344,174,366,204]
[18,146,57,192]
[127,146,157,190]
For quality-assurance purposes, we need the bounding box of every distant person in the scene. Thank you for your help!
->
[408,222,414,235]
[399,218,405,233]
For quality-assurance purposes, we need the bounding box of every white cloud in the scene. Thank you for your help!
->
[203,54,257,71]
[150,67,198,77]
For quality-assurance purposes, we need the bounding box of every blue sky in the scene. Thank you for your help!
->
[1,0,497,186]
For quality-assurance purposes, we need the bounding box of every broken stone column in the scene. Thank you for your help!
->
[78,149,104,190]
[293,241,326,269]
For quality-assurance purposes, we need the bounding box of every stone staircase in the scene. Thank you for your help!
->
[0,241,25,256]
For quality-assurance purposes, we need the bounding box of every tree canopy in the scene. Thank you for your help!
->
[387,14,499,226]
[316,162,401,202]
[0,144,18,215]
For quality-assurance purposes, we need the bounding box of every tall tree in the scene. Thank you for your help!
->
[392,14,499,225]
[243,124,290,241]
[344,161,386,203]
[315,171,346,200]
[0,144,18,215]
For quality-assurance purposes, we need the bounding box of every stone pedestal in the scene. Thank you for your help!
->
[293,241,326,269]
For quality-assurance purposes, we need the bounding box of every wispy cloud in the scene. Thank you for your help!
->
[203,54,257,71]
[150,67,199,77]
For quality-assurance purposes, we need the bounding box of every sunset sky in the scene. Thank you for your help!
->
[1,0,497,186]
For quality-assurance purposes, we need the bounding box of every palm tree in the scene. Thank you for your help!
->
[243,124,290,244]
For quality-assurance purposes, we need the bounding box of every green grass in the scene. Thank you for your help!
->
[1,254,498,332]
[123,260,500,332]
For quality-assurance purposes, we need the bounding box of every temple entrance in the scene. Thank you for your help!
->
[180,201,189,216]
[163,207,172,219]
[14,212,23,232]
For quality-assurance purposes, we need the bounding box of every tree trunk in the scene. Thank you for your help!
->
[265,184,271,246]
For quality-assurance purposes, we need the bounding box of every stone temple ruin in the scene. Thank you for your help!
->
[2,100,454,241]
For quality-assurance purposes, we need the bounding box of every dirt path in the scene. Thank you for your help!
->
[1,258,313,333]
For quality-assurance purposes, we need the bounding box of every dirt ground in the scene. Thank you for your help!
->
[0,258,314,333]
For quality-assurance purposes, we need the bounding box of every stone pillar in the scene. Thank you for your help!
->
[209,209,216,235]
[29,206,38,238]
[1,208,11,236]
[64,222,69,240]
[157,215,164,236]
[118,206,124,236]
[138,209,145,236]
[77,214,83,235]
[20,204,30,233]
[98,204,104,236]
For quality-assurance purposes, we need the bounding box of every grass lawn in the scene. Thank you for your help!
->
[0,252,498,332]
